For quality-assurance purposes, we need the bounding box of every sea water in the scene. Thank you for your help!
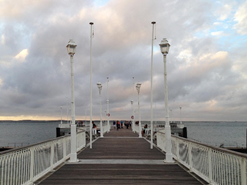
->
[0,121,58,147]
[0,121,247,148]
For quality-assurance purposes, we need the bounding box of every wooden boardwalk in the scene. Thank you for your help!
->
[38,128,206,185]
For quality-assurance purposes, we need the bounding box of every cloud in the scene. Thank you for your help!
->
[234,2,247,35]
[1,34,5,44]
[14,49,28,62]
[217,4,232,21]
[0,0,246,121]
[211,31,224,36]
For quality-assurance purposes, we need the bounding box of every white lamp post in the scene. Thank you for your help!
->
[132,77,135,132]
[170,108,173,122]
[180,106,182,124]
[159,38,174,163]
[60,106,63,124]
[131,100,135,132]
[97,82,103,137]
[150,21,156,149]
[106,77,110,132]
[89,22,94,149]
[136,82,142,138]
[66,39,78,162]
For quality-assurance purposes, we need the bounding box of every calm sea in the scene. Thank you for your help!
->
[0,121,58,147]
[0,121,247,148]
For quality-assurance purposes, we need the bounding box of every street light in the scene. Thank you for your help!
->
[66,39,78,162]
[179,106,182,124]
[131,100,134,132]
[89,22,94,149]
[132,77,135,132]
[106,77,110,132]
[150,21,156,149]
[170,108,173,122]
[136,82,142,138]
[159,38,174,163]
[97,82,103,137]
[60,106,63,124]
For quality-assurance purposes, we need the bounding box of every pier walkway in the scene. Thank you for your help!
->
[38,128,205,185]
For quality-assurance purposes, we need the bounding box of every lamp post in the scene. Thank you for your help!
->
[159,38,174,163]
[150,21,156,149]
[89,22,94,149]
[97,82,103,137]
[180,106,182,124]
[66,39,78,162]
[67,107,69,124]
[131,100,134,132]
[132,77,135,132]
[170,108,173,122]
[136,82,142,138]
[60,106,63,124]
[106,77,110,132]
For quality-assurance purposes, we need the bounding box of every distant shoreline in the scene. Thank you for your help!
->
[0,120,246,123]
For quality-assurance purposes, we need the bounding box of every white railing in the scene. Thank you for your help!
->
[102,123,109,134]
[84,121,109,136]
[0,131,86,185]
[133,123,140,133]
[157,130,247,185]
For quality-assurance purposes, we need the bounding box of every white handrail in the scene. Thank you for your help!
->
[133,122,140,134]
[157,131,247,185]
[0,131,86,185]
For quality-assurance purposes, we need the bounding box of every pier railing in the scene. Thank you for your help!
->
[133,123,139,133]
[157,130,247,185]
[0,130,86,185]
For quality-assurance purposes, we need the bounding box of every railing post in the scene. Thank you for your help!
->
[176,138,179,162]
[83,132,86,147]
[188,142,193,172]
[30,147,34,184]
[63,138,67,160]
[241,157,246,185]
[156,132,159,148]
[50,142,54,170]
[208,148,213,184]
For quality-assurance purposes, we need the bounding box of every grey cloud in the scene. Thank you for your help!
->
[0,0,246,121]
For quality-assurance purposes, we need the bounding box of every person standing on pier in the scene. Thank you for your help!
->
[117,120,120,130]
[113,120,116,129]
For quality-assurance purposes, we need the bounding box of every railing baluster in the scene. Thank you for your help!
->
[63,138,67,160]
[176,137,179,161]
[241,157,246,185]
[50,141,54,171]
[29,147,34,184]
[188,142,192,172]
[155,131,247,185]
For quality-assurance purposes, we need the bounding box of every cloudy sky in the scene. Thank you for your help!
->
[0,0,247,121]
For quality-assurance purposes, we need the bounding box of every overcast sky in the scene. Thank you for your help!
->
[0,0,247,121]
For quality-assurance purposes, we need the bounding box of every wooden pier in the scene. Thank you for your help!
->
[37,128,206,185]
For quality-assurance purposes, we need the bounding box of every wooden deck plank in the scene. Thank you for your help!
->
[39,164,201,185]
[38,128,205,185]
[78,138,165,159]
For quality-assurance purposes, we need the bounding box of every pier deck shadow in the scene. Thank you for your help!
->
[38,128,205,185]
